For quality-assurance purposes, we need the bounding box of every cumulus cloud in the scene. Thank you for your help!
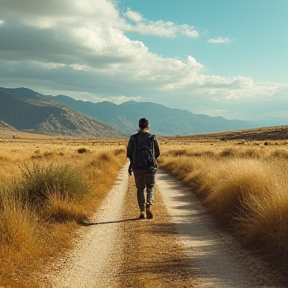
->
[124,9,142,22]
[208,37,235,44]
[122,8,199,38]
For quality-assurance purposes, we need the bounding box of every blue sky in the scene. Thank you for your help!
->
[0,0,287,124]
[120,0,288,83]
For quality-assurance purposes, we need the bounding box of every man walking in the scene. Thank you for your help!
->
[127,118,160,219]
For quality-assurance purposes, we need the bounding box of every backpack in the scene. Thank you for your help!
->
[135,133,156,169]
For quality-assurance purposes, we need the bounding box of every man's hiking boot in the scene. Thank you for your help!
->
[139,212,145,219]
[146,204,153,219]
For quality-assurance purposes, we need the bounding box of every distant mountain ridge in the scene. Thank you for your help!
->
[0,88,126,138]
[1,86,264,137]
[51,95,260,136]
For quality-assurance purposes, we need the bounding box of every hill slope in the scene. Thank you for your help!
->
[0,88,126,138]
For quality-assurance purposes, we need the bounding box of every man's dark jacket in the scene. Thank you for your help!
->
[127,130,160,171]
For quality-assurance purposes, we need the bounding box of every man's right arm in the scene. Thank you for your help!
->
[127,136,135,175]
[126,137,133,160]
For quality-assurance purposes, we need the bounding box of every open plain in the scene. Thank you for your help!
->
[1,126,288,287]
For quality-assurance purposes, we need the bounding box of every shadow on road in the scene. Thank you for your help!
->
[80,217,140,226]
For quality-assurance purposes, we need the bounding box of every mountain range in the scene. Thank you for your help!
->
[0,88,125,138]
[0,86,271,137]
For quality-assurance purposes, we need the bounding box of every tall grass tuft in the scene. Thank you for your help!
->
[237,190,288,262]
[45,189,88,223]
[77,147,88,154]
[266,148,288,160]
[0,191,39,249]
[0,186,47,284]
[235,163,288,263]
[204,159,272,226]
[17,163,90,206]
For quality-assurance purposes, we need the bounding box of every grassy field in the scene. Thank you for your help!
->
[1,125,288,286]
[0,131,127,287]
[159,130,288,272]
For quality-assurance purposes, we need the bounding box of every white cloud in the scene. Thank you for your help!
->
[122,19,198,38]
[67,92,141,105]
[208,37,235,44]
[122,8,198,38]
[107,95,142,104]
[124,8,142,22]
[181,25,199,37]
[0,0,286,122]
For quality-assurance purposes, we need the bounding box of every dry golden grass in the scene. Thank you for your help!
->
[0,136,127,287]
[1,125,287,284]
[159,140,288,269]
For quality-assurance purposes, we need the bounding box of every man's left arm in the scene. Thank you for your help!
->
[154,137,160,159]
[126,137,133,160]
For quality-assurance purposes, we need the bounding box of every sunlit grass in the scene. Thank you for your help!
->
[0,138,126,287]
[159,142,288,268]
[2,134,288,284]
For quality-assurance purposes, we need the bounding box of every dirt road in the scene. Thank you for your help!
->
[45,164,286,288]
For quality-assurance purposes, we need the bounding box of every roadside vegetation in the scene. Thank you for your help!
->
[0,137,126,287]
[2,128,288,286]
[159,139,288,271]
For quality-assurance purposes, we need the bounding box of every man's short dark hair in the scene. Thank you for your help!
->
[139,118,149,129]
